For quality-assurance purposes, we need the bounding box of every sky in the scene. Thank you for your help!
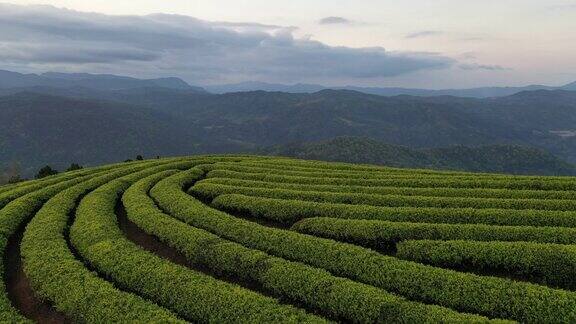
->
[1,0,575,89]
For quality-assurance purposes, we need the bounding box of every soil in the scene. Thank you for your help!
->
[116,201,189,267]
[189,190,291,230]
[115,199,333,319]
[4,227,71,323]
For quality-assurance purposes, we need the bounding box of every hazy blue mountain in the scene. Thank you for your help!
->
[205,81,325,94]
[0,70,206,92]
[207,81,570,98]
[0,85,213,113]
[0,70,52,88]
[341,85,557,98]
[562,81,576,91]
[0,92,199,175]
[3,86,576,176]
[2,69,571,97]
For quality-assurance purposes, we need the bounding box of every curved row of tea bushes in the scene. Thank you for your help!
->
[246,158,576,180]
[292,218,576,248]
[0,183,18,195]
[200,177,576,200]
[0,163,137,322]
[207,159,576,181]
[124,172,491,323]
[192,182,576,211]
[0,173,66,196]
[70,163,323,323]
[0,170,76,195]
[206,169,576,190]
[224,159,517,176]
[0,165,112,209]
[202,162,575,182]
[198,163,478,180]
[396,240,576,290]
[152,168,576,322]
[210,194,576,228]
[21,160,192,322]
[0,160,162,210]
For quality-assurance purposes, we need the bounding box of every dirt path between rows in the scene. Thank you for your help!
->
[5,227,71,323]
[116,201,191,268]
[115,199,329,316]
[116,200,269,292]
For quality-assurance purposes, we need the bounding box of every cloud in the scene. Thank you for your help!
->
[459,63,510,71]
[456,37,490,42]
[405,31,444,39]
[0,4,455,83]
[548,4,576,11]
[318,16,352,25]
[459,52,477,60]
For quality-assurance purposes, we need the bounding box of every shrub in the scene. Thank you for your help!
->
[207,169,576,190]
[65,163,83,172]
[152,168,576,322]
[192,182,576,211]
[203,162,574,181]
[124,171,490,323]
[70,160,323,323]
[200,176,576,200]
[210,194,576,228]
[22,160,186,322]
[35,165,59,179]
[292,217,576,248]
[396,240,576,290]
[0,168,133,321]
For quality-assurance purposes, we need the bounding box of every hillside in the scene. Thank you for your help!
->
[563,81,576,91]
[0,92,200,174]
[1,156,576,322]
[262,137,576,175]
[0,70,206,92]
[3,85,576,174]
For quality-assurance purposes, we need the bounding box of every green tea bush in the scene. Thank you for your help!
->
[396,240,576,290]
[211,194,576,227]
[2,155,576,323]
[292,217,576,248]
[200,176,576,200]
[152,168,576,322]
[71,161,323,323]
[192,182,576,211]
[125,171,491,323]
[207,169,576,190]
[203,162,575,182]
[22,160,185,322]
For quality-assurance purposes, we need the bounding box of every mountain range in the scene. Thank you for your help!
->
[0,70,206,93]
[1,69,576,176]
[2,69,575,98]
[205,80,576,98]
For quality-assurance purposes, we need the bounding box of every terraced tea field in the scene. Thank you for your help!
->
[1,155,576,323]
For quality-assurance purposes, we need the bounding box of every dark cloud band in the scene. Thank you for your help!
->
[0,4,455,83]
[318,16,352,25]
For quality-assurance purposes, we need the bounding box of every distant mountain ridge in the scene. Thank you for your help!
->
[563,81,576,91]
[0,91,197,176]
[206,81,574,98]
[0,70,207,92]
[262,137,576,176]
[1,69,574,98]
[2,70,576,176]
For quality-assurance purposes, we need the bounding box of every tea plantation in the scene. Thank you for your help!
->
[1,155,575,323]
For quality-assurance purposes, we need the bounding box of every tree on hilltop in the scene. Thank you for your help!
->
[35,165,58,179]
